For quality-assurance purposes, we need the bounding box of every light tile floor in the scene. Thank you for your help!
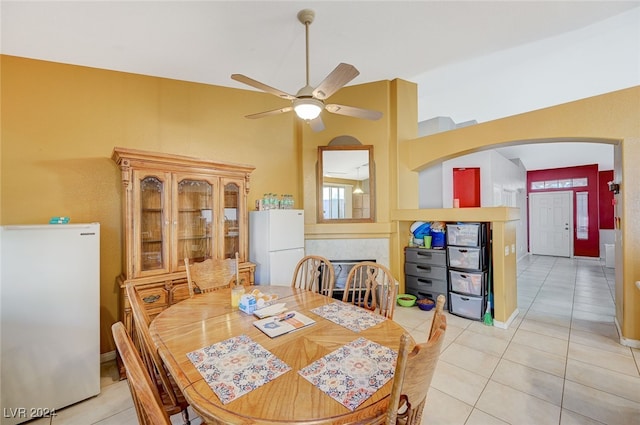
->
[31,255,640,425]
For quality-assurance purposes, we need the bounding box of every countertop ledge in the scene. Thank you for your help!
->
[392,207,520,223]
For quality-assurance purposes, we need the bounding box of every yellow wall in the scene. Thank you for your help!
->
[400,87,640,342]
[0,56,301,352]
[302,79,417,242]
[3,54,639,350]
[0,55,397,353]
[302,80,393,229]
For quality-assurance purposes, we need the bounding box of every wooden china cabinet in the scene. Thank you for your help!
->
[112,147,256,338]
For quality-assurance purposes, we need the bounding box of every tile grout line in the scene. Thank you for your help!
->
[460,254,554,425]
[557,256,578,425]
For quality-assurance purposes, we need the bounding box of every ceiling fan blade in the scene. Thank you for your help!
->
[245,106,293,119]
[308,116,325,132]
[312,63,360,100]
[231,74,296,100]
[325,104,383,121]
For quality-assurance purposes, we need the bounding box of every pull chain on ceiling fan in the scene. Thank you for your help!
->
[231,9,383,132]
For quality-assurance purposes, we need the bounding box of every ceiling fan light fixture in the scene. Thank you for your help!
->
[293,98,323,120]
[232,9,381,129]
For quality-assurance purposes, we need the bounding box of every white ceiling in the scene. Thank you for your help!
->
[2,0,635,171]
[493,142,615,172]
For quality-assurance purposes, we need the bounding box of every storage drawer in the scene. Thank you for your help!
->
[405,248,447,266]
[449,292,485,320]
[124,285,169,315]
[449,269,486,296]
[446,223,486,247]
[170,282,191,304]
[406,275,448,294]
[405,286,448,309]
[404,262,447,281]
[447,246,488,270]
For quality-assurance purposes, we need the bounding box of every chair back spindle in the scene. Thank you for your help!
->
[291,255,335,297]
[112,322,172,425]
[184,254,238,296]
[342,262,398,319]
[125,283,190,424]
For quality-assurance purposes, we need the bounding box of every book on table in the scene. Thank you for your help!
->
[253,303,287,319]
[253,311,316,338]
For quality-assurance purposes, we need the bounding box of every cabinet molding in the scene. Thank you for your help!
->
[112,147,256,341]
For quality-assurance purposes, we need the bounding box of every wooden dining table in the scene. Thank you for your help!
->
[149,285,412,425]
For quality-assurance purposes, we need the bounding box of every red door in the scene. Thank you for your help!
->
[453,168,480,207]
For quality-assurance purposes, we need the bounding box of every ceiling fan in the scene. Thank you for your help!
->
[231,9,383,132]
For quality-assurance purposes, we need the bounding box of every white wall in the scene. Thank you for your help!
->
[510,158,529,260]
[439,150,526,207]
[418,150,529,259]
[600,229,615,260]
[412,9,637,261]
[418,163,443,209]
[415,8,640,124]
[441,151,492,207]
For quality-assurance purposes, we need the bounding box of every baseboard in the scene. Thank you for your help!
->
[615,318,640,348]
[493,308,519,329]
[100,350,116,363]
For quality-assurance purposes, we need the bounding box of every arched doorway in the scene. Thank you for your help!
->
[416,139,616,259]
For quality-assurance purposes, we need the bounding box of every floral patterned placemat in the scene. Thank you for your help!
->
[298,337,397,411]
[311,301,386,332]
[186,334,291,404]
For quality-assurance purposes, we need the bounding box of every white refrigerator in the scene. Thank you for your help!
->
[1,224,101,425]
[249,210,304,286]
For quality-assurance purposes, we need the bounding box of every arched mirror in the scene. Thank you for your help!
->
[317,145,375,223]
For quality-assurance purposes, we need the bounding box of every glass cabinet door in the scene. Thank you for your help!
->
[223,180,242,260]
[175,177,216,269]
[136,172,171,276]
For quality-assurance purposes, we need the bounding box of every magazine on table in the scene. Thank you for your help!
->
[253,311,316,338]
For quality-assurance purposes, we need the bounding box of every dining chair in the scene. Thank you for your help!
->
[428,294,447,339]
[184,252,239,297]
[342,261,399,319]
[291,255,336,298]
[385,294,447,425]
[125,283,191,425]
[111,321,172,425]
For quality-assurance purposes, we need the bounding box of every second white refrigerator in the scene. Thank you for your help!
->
[249,209,304,285]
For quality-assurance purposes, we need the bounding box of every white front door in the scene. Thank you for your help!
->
[529,191,573,257]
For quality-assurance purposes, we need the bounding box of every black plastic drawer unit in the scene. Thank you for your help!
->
[405,248,447,266]
[405,275,448,294]
[404,262,448,281]
[404,247,448,307]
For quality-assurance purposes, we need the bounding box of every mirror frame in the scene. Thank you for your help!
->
[317,145,375,223]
